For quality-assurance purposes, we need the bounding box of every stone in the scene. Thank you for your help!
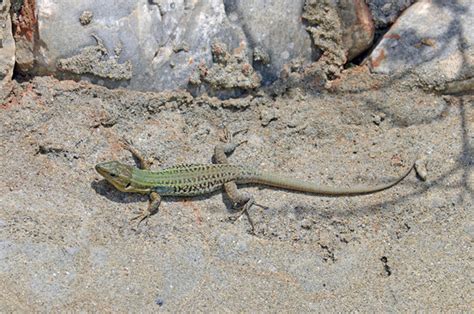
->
[56,34,133,81]
[23,0,248,93]
[79,10,93,26]
[11,0,35,72]
[300,0,374,83]
[224,0,314,85]
[340,0,374,61]
[14,0,316,95]
[367,0,474,93]
[0,0,15,99]
[365,0,416,28]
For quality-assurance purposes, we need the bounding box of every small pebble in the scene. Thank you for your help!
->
[79,11,93,25]
[260,108,278,126]
[155,298,164,306]
[301,218,312,230]
[371,112,386,125]
[415,158,428,181]
[390,154,403,167]
[318,230,331,247]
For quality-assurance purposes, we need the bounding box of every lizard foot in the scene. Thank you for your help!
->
[229,198,268,233]
[130,192,161,229]
[130,209,151,229]
[220,127,248,146]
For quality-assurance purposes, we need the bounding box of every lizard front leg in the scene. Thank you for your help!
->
[121,138,155,170]
[213,127,247,164]
[131,191,161,227]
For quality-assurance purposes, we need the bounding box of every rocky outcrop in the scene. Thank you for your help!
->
[367,0,474,93]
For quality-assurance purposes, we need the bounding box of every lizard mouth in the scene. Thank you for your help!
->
[95,164,108,177]
[95,163,127,190]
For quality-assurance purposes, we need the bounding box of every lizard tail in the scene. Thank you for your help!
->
[247,161,415,196]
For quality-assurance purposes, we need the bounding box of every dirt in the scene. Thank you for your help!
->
[0,70,472,311]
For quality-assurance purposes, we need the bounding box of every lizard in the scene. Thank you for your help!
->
[95,131,416,229]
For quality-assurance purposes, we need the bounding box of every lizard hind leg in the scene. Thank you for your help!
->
[214,127,264,232]
[223,182,267,233]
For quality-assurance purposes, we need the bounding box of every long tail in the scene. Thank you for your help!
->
[247,162,415,196]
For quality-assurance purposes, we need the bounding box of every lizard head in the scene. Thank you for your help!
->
[95,161,137,192]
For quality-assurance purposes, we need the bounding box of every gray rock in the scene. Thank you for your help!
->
[367,0,474,93]
[224,0,313,84]
[189,41,261,97]
[365,0,416,28]
[14,0,378,95]
[18,0,316,95]
[31,0,246,93]
[0,0,15,99]
[78,10,93,26]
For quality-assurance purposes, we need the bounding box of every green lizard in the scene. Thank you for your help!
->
[95,133,415,228]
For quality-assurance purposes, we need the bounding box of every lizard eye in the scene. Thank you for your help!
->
[110,172,117,177]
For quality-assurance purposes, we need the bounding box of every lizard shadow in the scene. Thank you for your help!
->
[91,178,295,218]
[91,179,147,204]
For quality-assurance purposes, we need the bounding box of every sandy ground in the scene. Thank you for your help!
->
[0,72,472,311]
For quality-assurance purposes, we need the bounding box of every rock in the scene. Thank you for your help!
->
[56,34,133,81]
[300,218,313,230]
[414,158,428,182]
[365,0,416,28]
[22,0,247,93]
[367,0,474,93]
[0,0,16,96]
[253,46,270,65]
[79,10,93,26]
[11,0,378,96]
[371,112,386,125]
[13,0,317,95]
[189,41,261,97]
[339,0,375,61]
[259,107,279,126]
[11,0,34,72]
[301,0,374,84]
[224,0,314,85]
